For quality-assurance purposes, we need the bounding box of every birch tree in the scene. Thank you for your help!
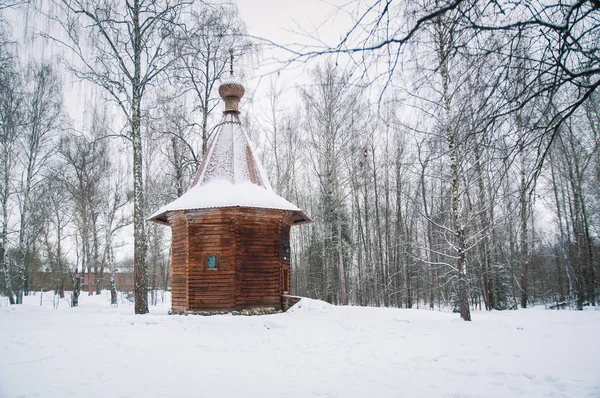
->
[46,0,191,313]
[301,63,362,305]
[15,62,62,303]
[40,171,72,299]
[550,117,598,308]
[0,36,21,304]
[57,112,111,302]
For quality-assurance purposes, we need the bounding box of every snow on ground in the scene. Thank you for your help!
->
[1,293,599,398]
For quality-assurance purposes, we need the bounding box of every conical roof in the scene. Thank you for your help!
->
[149,77,311,226]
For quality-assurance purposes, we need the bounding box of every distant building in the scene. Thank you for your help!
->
[149,67,311,314]
[27,271,134,293]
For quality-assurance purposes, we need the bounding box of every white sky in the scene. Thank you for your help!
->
[238,0,351,61]
[236,0,353,104]
[238,0,347,40]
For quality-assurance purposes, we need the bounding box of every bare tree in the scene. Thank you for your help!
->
[0,33,22,304]
[143,120,171,306]
[171,3,251,155]
[549,116,598,308]
[256,75,302,199]
[301,62,364,305]
[151,97,198,198]
[40,171,72,299]
[57,112,110,302]
[45,0,191,313]
[100,173,130,306]
[283,0,599,185]
[15,61,62,303]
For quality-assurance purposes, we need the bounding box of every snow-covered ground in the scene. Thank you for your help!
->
[1,292,599,397]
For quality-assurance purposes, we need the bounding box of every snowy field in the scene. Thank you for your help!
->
[1,292,599,398]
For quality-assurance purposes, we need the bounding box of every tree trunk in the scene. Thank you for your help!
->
[549,156,573,301]
[201,85,210,155]
[451,135,470,321]
[337,192,347,305]
[171,137,184,197]
[93,220,101,295]
[1,204,15,304]
[474,140,494,310]
[71,268,83,307]
[519,139,529,309]
[438,22,470,320]
[133,99,148,314]
[132,0,148,314]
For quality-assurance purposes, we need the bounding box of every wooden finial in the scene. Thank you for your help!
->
[219,48,244,113]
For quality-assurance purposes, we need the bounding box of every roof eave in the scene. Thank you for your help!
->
[149,206,312,226]
[292,210,312,226]
[148,212,170,226]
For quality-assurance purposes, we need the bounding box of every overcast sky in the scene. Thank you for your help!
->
[238,0,350,58]
[236,1,353,104]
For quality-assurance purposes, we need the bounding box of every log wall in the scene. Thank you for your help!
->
[236,209,282,309]
[168,211,189,311]
[187,209,236,311]
[169,207,293,312]
[279,225,291,294]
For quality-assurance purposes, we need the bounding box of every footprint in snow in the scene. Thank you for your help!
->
[263,321,284,330]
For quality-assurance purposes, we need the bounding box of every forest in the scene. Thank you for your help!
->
[0,0,598,322]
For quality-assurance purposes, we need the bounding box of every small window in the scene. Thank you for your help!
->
[207,255,218,270]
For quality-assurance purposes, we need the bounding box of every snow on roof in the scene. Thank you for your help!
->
[149,178,309,222]
[191,113,271,189]
[149,80,311,225]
